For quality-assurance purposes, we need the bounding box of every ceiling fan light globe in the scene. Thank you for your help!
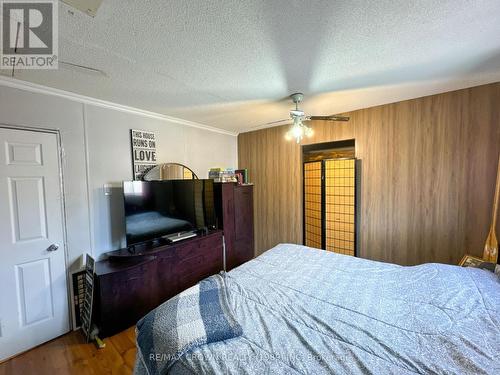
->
[293,117,302,126]
[291,125,303,139]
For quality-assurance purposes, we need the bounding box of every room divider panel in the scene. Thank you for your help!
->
[304,158,357,256]
[304,161,323,249]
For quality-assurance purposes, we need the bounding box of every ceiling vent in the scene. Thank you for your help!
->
[62,0,104,17]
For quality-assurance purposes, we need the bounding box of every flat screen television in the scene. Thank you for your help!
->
[123,179,215,246]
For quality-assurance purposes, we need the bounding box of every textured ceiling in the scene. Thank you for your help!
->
[2,0,500,133]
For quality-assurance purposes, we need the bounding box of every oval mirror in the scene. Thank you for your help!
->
[143,163,198,181]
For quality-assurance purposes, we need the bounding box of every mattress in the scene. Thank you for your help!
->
[161,244,500,374]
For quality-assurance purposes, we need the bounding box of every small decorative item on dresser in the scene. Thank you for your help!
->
[236,172,243,185]
[209,168,237,182]
[235,169,248,184]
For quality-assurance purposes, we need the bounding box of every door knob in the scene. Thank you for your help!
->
[46,244,59,252]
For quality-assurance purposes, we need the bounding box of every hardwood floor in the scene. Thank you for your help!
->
[0,327,136,375]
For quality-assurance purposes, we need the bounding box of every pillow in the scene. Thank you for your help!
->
[135,273,242,374]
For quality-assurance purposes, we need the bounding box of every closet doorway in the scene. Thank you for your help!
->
[303,140,358,256]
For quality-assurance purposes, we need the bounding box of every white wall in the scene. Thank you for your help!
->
[85,104,237,255]
[0,82,237,269]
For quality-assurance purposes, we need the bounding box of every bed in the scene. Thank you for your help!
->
[135,243,500,374]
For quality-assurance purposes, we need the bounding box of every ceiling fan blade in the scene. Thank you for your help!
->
[264,118,292,125]
[307,115,350,122]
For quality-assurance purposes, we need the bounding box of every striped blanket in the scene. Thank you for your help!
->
[134,273,242,374]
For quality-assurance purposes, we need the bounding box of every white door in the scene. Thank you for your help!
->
[0,127,69,361]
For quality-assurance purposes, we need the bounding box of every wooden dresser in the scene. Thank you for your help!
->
[94,230,223,337]
[93,184,255,337]
[215,183,255,270]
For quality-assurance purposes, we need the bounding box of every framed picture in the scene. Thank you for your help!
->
[459,254,498,273]
[130,129,157,180]
[459,254,484,267]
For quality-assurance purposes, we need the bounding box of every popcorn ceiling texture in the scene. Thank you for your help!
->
[4,0,500,133]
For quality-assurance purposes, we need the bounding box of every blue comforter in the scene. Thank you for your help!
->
[138,243,500,374]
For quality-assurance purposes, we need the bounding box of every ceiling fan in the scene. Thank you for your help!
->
[266,93,350,143]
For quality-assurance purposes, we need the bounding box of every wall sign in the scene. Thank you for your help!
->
[131,129,157,180]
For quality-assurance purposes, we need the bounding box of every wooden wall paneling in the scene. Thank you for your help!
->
[238,82,500,265]
[464,84,500,257]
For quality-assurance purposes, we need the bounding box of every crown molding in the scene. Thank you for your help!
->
[0,75,238,136]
